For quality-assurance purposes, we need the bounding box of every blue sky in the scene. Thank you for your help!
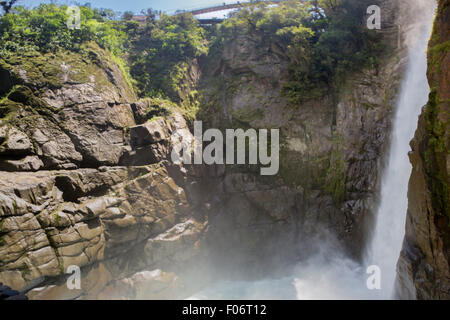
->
[20,0,250,14]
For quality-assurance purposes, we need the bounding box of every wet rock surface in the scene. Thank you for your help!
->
[396,0,450,300]
[0,44,207,299]
[196,0,408,268]
[0,282,27,300]
[0,0,436,299]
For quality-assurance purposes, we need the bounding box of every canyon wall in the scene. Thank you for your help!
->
[396,0,450,299]
[0,42,208,299]
[0,0,437,299]
[195,0,413,276]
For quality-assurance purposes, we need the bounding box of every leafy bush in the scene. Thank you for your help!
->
[209,0,385,103]
[0,4,127,56]
[127,13,208,100]
[0,1,386,106]
[290,0,385,101]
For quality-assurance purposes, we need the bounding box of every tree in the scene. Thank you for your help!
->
[318,0,341,12]
[0,4,128,54]
[309,0,342,17]
[123,11,133,21]
[94,8,118,20]
[127,12,208,99]
[0,0,19,14]
[309,0,326,19]
[142,8,157,21]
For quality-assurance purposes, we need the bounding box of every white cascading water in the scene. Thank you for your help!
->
[189,0,436,300]
[364,0,435,298]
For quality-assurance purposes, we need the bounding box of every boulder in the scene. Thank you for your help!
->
[0,155,44,172]
[130,119,169,149]
[0,127,32,156]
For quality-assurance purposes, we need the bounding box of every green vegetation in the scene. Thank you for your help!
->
[0,4,126,54]
[127,13,208,102]
[146,102,174,123]
[20,262,30,279]
[305,0,385,89]
[324,147,346,204]
[59,259,65,274]
[0,4,133,89]
[53,212,61,224]
[424,12,450,224]
[0,5,209,114]
[424,89,449,219]
[0,1,385,109]
[279,135,346,205]
[0,2,385,206]
[12,200,17,214]
[212,0,385,103]
[231,107,264,126]
[429,40,450,74]
[0,84,59,128]
[0,97,21,121]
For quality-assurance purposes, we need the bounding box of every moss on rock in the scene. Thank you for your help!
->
[424,89,449,219]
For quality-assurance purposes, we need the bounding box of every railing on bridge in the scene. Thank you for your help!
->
[176,0,286,16]
[131,0,293,25]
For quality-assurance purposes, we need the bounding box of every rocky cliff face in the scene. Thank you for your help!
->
[396,0,450,300]
[0,0,431,299]
[195,0,413,276]
[0,42,208,299]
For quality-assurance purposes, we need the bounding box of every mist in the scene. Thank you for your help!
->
[186,0,436,300]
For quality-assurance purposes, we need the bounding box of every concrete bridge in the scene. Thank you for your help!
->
[177,0,286,16]
[186,0,288,24]
[132,0,292,25]
[189,2,252,16]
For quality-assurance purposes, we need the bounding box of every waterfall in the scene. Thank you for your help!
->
[291,0,436,300]
[365,0,435,298]
[292,0,437,300]
[188,0,437,300]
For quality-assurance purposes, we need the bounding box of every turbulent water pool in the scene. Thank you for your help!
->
[188,251,382,300]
